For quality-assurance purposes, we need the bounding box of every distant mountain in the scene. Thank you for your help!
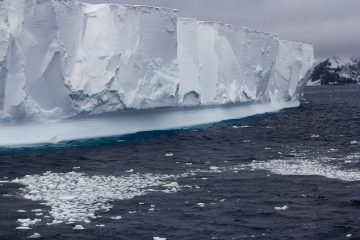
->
[308,57,360,86]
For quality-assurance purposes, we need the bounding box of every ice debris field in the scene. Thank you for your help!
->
[0,0,314,146]
[2,152,360,230]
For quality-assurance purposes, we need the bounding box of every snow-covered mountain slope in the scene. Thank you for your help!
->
[309,57,360,86]
[0,0,314,123]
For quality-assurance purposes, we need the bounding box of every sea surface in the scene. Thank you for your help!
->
[0,85,360,240]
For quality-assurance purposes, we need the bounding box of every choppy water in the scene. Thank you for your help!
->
[0,85,360,240]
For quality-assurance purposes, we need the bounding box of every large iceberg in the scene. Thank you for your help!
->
[0,0,314,146]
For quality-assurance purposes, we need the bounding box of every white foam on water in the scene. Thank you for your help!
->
[12,171,181,226]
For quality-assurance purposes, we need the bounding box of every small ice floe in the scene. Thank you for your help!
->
[128,211,137,214]
[84,219,91,224]
[350,141,358,144]
[139,202,145,205]
[17,209,26,213]
[125,169,134,173]
[110,216,122,220]
[232,126,239,129]
[311,135,320,138]
[73,225,85,230]
[27,233,41,239]
[274,205,289,211]
[197,203,205,208]
[264,147,272,150]
[31,209,43,213]
[35,213,43,216]
[17,218,41,230]
[185,163,192,166]
[96,224,105,228]
[243,140,251,143]
[165,153,174,157]
[16,226,31,230]
[46,220,63,225]
[209,166,222,173]
[346,234,352,238]
[220,199,226,202]
[73,167,81,170]
[153,237,166,240]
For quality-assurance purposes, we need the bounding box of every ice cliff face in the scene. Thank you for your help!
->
[0,0,314,122]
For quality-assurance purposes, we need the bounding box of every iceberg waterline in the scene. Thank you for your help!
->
[0,0,314,146]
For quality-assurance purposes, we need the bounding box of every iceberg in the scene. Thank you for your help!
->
[0,0,314,147]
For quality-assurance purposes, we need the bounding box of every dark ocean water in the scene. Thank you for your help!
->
[0,85,360,240]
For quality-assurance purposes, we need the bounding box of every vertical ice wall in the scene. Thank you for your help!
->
[269,41,314,102]
[0,3,9,113]
[177,19,279,106]
[68,4,179,112]
[0,0,314,122]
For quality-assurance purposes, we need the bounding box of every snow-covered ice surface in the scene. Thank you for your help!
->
[0,0,313,147]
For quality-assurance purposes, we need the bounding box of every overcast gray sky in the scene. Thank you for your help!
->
[83,0,360,59]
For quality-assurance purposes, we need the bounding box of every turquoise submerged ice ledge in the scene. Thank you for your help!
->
[0,0,313,146]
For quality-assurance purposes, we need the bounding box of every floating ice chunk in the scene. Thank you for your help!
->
[27,233,41,239]
[165,153,174,157]
[17,218,41,230]
[351,141,358,144]
[31,209,43,212]
[209,166,222,173]
[346,234,352,238]
[197,203,205,208]
[18,219,41,226]
[110,216,122,220]
[153,237,166,240]
[16,226,31,230]
[274,205,289,211]
[46,220,63,225]
[125,169,134,173]
[73,225,85,230]
[17,209,26,213]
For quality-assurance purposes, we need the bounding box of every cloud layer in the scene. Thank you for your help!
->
[83,0,360,59]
